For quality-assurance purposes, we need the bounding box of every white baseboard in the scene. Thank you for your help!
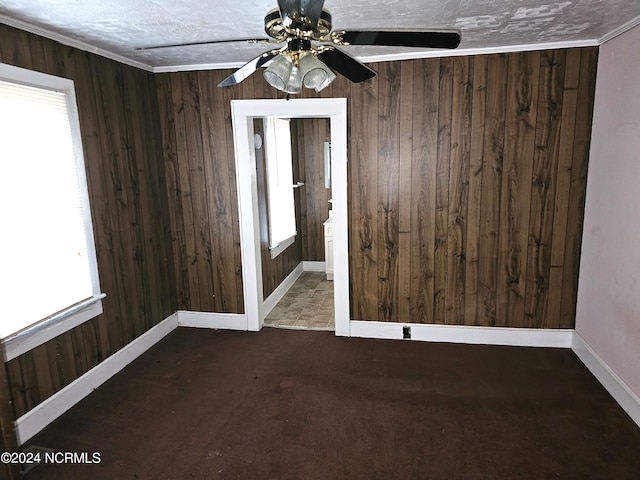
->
[571,333,640,428]
[12,312,639,446]
[349,321,574,348]
[177,311,247,330]
[302,261,326,272]
[349,320,639,427]
[14,313,179,445]
[263,263,304,317]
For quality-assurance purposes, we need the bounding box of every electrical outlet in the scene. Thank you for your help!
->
[402,326,411,339]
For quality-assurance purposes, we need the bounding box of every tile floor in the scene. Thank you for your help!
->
[264,272,335,331]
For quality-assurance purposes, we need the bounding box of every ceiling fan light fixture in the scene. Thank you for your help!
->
[263,50,336,94]
[299,52,328,89]
[314,66,336,92]
[283,65,303,94]
[263,55,294,90]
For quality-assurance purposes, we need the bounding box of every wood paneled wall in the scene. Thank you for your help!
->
[157,47,597,329]
[156,71,249,312]
[346,50,597,327]
[292,118,332,262]
[0,25,176,419]
[0,343,19,479]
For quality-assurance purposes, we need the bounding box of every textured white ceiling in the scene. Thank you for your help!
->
[0,0,639,71]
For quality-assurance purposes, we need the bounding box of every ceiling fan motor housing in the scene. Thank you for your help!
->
[264,7,333,41]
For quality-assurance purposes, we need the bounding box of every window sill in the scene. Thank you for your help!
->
[2,294,106,362]
[270,235,296,259]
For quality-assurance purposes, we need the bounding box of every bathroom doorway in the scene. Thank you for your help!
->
[257,116,335,331]
[230,98,349,336]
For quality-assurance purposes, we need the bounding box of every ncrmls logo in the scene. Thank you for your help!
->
[44,451,102,464]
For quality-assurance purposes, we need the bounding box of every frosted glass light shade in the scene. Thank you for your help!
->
[264,55,294,91]
[284,66,303,94]
[314,67,336,92]
[299,53,328,89]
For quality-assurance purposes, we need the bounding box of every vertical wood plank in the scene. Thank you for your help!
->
[30,346,54,403]
[305,118,321,261]
[301,118,330,261]
[525,49,566,328]
[119,66,151,338]
[294,119,310,260]
[350,71,379,320]
[377,61,401,322]
[157,73,190,309]
[548,48,581,327]
[17,352,40,413]
[477,53,508,327]
[183,72,215,311]
[199,70,240,312]
[0,26,33,68]
[410,58,439,323]
[5,362,26,419]
[170,73,202,310]
[446,56,473,325]
[434,57,453,324]
[221,76,246,312]
[397,60,414,322]
[90,58,129,352]
[73,50,114,358]
[465,54,487,326]
[497,51,539,327]
[291,122,308,260]
[0,342,19,480]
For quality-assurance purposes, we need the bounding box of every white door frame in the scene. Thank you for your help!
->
[231,98,350,336]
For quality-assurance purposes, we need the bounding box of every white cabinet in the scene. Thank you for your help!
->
[324,218,334,280]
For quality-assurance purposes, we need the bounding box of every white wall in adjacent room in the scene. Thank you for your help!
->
[576,23,640,398]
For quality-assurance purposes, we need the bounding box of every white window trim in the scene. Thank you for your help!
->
[2,295,106,362]
[269,234,296,259]
[0,63,105,362]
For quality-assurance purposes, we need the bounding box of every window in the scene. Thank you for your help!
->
[264,117,297,258]
[0,63,104,361]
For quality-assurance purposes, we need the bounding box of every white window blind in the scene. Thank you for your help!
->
[0,69,102,344]
[265,117,297,254]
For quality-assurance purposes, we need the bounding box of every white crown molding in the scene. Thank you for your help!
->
[599,14,640,44]
[353,39,600,64]
[2,13,614,75]
[153,61,248,73]
[0,14,154,72]
[151,39,600,73]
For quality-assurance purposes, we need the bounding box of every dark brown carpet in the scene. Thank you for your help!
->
[24,327,640,479]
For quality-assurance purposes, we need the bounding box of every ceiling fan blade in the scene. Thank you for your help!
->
[277,0,325,28]
[340,30,461,49]
[135,38,274,51]
[218,50,281,87]
[317,48,376,83]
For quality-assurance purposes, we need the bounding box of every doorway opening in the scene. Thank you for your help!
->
[230,98,349,336]
[258,116,334,331]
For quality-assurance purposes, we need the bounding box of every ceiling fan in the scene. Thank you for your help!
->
[138,0,461,94]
